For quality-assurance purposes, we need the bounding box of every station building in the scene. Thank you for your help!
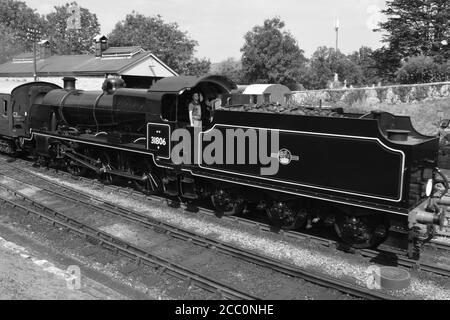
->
[0,35,178,91]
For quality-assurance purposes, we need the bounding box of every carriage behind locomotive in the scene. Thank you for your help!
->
[0,76,448,257]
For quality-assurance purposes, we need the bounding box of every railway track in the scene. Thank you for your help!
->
[4,157,449,278]
[0,156,395,300]
[0,181,258,300]
[6,156,450,252]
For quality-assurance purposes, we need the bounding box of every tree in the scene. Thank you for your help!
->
[108,12,207,75]
[370,46,403,84]
[377,0,450,62]
[211,57,242,83]
[396,55,446,83]
[0,24,24,64]
[348,46,381,85]
[184,58,211,77]
[44,2,100,55]
[240,17,307,89]
[0,0,42,37]
[300,46,363,89]
[0,0,44,61]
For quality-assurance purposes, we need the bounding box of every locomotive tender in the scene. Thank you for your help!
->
[0,75,448,257]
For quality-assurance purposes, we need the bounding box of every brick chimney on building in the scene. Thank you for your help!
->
[38,40,51,59]
[94,35,108,57]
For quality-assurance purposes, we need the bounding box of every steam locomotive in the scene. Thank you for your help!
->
[0,75,448,258]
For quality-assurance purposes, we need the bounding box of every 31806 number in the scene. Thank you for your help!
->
[151,136,166,146]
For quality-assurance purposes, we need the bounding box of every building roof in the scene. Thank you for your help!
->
[12,52,36,61]
[93,35,107,42]
[241,84,291,95]
[102,46,143,56]
[242,84,273,95]
[0,49,177,78]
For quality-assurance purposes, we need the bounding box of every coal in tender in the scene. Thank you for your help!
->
[223,102,345,118]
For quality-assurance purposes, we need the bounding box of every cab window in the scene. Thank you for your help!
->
[2,100,7,116]
[161,94,177,122]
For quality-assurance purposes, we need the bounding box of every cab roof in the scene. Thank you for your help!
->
[148,75,237,93]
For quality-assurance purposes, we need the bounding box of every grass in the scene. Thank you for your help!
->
[345,98,450,136]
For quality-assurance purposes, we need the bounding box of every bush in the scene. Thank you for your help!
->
[342,90,366,105]
[443,61,450,81]
[413,86,429,101]
[376,88,388,102]
[328,90,345,103]
[396,55,443,84]
[393,86,412,102]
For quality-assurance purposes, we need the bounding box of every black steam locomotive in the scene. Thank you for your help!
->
[0,76,448,257]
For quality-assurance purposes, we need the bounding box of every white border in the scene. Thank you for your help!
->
[197,124,406,203]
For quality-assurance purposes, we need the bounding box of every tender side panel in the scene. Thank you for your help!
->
[199,124,404,202]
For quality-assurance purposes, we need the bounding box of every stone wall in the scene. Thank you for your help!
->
[291,82,450,108]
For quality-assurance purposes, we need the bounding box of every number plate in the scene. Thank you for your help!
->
[147,123,171,159]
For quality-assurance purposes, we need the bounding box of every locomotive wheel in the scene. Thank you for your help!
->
[334,214,389,249]
[266,201,307,230]
[98,153,116,185]
[130,160,162,195]
[211,189,245,216]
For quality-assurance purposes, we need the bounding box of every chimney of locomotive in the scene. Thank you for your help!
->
[94,35,108,58]
[63,77,77,90]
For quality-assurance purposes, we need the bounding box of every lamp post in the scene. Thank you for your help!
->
[26,27,41,82]
[335,19,340,52]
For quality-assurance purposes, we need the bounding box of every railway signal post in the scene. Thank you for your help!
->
[26,27,41,82]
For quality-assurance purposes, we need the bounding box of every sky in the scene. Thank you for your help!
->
[24,0,388,62]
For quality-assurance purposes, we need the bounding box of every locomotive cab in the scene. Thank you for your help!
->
[145,75,237,160]
[147,75,237,128]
